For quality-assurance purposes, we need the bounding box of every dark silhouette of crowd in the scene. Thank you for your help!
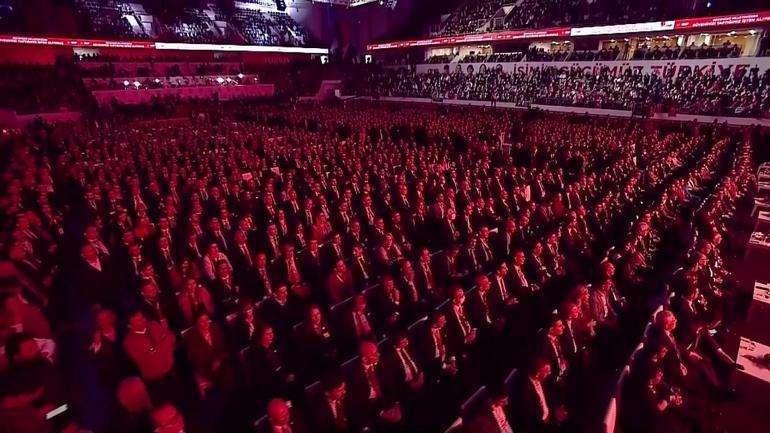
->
[0,62,91,115]
[0,94,760,433]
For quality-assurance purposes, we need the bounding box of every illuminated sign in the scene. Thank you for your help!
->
[0,35,328,54]
[368,10,770,51]
[569,21,675,36]
[675,11,770,29]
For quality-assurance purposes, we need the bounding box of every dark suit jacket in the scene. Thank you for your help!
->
[445,303,473,354]
[350,256,375,289]
[509,373,552,433]
[326,271,354,306]
[309,394,353,433]
[76,259,120,310]
[381,343,423,398]
[137,292,182,331]
[467,290,494,329]
[184,324,228,380]
[494,231,518,260]
[347,361,398,431]
[249,343,292,396]
[260,298,301,344]
[210,277,242,316]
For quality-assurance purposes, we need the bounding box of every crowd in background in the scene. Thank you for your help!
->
[351,64,770,117]
[437,0,741,37]
[0,1,311,48]
[0,96,761,433]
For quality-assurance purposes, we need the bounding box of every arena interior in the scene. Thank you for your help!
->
[2,1,770,433]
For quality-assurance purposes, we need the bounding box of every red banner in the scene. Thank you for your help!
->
[675,11,770,29]
[0,36,327,54]
[0,35,155,48]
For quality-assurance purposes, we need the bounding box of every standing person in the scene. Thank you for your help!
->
[122,310,179,405]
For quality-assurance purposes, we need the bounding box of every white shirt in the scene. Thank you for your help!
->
[491,405,514,433]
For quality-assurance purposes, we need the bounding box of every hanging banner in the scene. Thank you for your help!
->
[407,57,770,77]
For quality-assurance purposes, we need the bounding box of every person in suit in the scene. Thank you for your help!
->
[445,286,477,356]
[439,207,462,249]
[461,237,482,275]
[374,233,403,273]
[179,232,204,262]
[210,260,242,316]
[528,242,553,287]
[256,398,309,433]
[538,316,568,383]
[558,302,586,366]
[465,384,515,433]
[87,307,128,388]
[374,275,408,331]
[254,252,274,298]
[137,281,181,331]
[415,248,441,304]
[437,245,466,288]
[298,305,338,378]
[345,219,367,251]
[299,239,323,292]
[508,358,568,433]
[590,279,618,330]
[476,226,495,271]
[248,325,297,403]
[338,294,377,352]
[232,300,261,349]
[122,310,178,404]
[347,341,402,433]
[260,223,283,262]
[350,244,375,290]
[76,243,119,310]
[184,311,236,395]
[381,329,425,399]
[495,219,518,261]
[231,230,257,290]
[272,243,310,301]
[322,233,347,271]
[261,285,301,347]
[176,277,216,329]
[204,217,232,253]
[467,275,495,328]
[201,243,231,282]
[510,249,538,297]
[620,366,689,433]
[326,260,354,307]
[489,262,518,320]
[309,371,353,433]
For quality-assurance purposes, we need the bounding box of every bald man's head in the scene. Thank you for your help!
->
[359,340,379,366]
[267,398,291,427]
[152,403,184,433]
[655,310,677,332]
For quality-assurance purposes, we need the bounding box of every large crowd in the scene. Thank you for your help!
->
[0,95,760,433]
[0,2,311,47]
[351,65,770,117]
[0,63,92,115]
[436,0,740,37]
